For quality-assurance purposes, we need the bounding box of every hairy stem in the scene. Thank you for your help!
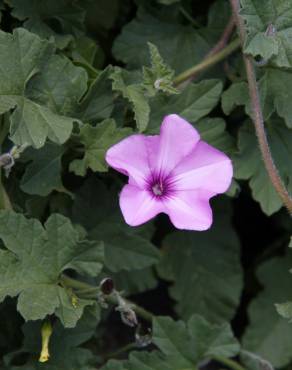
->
[173,38,240,86]
[229,0,292,214]
[60,274,153,322]
[0,115,11,210]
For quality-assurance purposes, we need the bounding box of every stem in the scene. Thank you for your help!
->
[60,275,153,322]
[0,115,11,210]
[106,293,153,322]
[173,38,240,86]
[212,356,246,370]
[104,342,136,360]
[179,6,200,28]
[229,0,292,214]
[206,17,235,57]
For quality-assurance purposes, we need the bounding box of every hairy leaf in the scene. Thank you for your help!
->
[75,67,114,124]
[20,142,65,196]
[233,119,292,215]
[143,42,178,96]
[241,0,292,68]
[0,211,104,327]
[222,69,292,128]
[0,28,85,148]
[148,79,223,132]
[110,67,150,132]
[196,117,235,155]
[70,119,131,176]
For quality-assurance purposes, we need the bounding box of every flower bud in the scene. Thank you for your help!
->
[100,278,114,295]
[39,321,53,363]
[135,324,152,347]
[120,307,138,327]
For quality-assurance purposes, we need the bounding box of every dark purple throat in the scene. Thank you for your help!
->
[147,173,175,199]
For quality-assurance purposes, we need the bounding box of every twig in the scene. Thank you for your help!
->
[229,0,292,214]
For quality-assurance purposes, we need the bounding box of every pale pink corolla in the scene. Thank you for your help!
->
[106,114,233,230]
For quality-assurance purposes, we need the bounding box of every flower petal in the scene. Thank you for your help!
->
[164,190,213,230]
[153,114,200,174]
[171,141,233,193]
[106,134,152,188]
[120,184,163,226]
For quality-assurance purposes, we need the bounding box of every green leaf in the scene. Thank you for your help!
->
[143,42,178,96]
[240,0,292,67]
[8,0,85,48]
[69,119,132,176]
[74,67,114,124]
[102,314,239,370]
[71,35,103,75]
[0,211,104,327]
[240,350,274,370]
[233,119,292,215]
[90,222,160,272]
[221,81,249,116]
[148,79,223,132]
[153,315,239,361]
[113,267,158,295]
[196,117,235,155]
[110,67,150,132]
[27,54,88,116]
[222,69,292,128]
[157,199,242,323]
[243,252,292,367]
[72,176,117,231]
[20,142,65,196]
[0,28,83,148]
[113,7,210,74]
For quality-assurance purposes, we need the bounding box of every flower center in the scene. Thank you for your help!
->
[148,174,175,198]
[152,182,164,196]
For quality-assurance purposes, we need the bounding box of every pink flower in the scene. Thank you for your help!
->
[106,114,233,230]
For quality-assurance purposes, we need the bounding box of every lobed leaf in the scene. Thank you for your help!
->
[0,211,104,327]
[70,119,132,176]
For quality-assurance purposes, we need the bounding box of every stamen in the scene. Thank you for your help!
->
[152,183,163,196]
[149,173,175,198]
